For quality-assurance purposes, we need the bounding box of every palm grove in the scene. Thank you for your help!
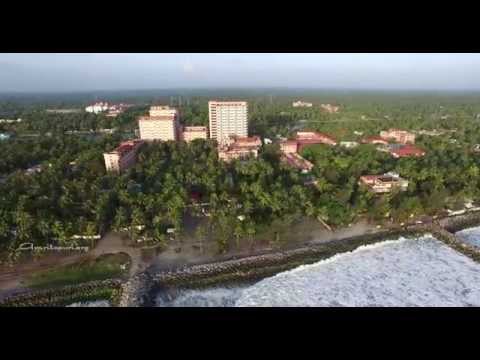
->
[2,93,480,260]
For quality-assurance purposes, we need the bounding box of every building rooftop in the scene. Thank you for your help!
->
[390,144,425,158]
[110,140,143,156]
[362,136,389,144]
[138,115,176,121]
[281,153,314,172]
[295,131,337,144]
[229,135,262,148]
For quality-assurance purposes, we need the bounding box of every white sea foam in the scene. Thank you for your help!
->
[155,287,246,307]
[155,236,480,307]
[456,226,480,248]
[67,300,111,307]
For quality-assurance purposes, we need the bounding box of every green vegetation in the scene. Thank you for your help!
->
[23,253,130,289]
[2,91,480,258]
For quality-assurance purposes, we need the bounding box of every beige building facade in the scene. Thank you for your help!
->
[138,106,180,141]
[181,126,208,142]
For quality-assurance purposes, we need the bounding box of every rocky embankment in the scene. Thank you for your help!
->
[4,212,480,307]
[121,213,480,307]
[121,227,421,306]
[0,279,123,307]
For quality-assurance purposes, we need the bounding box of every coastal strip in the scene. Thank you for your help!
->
[0,279,123,307]
[123,227,421,306]
[123,213,480,307]
[3,212,480,307]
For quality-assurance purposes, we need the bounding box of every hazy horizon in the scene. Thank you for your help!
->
[1,53,480,93]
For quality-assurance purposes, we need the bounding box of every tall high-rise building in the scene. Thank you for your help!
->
[139,106,180,141]
[208,101,248,144]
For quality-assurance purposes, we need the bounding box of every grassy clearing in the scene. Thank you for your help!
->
[23,253,131,289]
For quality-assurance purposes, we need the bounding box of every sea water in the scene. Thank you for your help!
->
[67,300,111,307]
[154,235,480,307]
[456,225,480,248]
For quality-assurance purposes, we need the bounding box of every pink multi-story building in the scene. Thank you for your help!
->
[218,135,262,162]
[380,129,416,144]
[103,140,144,173]
[181,126,208,142]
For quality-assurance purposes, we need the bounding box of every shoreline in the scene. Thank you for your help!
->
[3,211,480,307]
[134,213,480,307]
[128,227,424,306]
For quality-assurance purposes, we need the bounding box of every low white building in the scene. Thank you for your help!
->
[340,141,359,148]
[85,102,110,114]
[292,101,313,108]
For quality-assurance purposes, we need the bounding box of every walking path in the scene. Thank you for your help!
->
[0,232,146,298]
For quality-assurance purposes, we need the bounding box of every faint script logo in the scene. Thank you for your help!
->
[16,243,89,253]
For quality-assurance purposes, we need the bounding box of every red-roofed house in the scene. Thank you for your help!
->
[295,131,337,151]
[389,144,426,158]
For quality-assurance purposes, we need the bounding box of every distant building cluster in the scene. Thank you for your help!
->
[292,101,313,108]
[380,129,416,144]
[277,130,336,173]
[138,106,208,143]
[359,172,409,194]
[361,129,425,158]
[85,102,131,116]
[104,101,253,172]
[85,102,110,114]
[103,139,144,173]
[320,104,340,113]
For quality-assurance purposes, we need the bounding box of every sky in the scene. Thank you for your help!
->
[0,53,479,92]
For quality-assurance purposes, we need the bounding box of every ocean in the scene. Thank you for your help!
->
[154,227,480,307]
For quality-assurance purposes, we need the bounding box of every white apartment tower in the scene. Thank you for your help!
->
[208,101,248,145]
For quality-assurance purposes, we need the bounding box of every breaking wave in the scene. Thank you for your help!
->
[456,226,480,248]
[155,235,480,307]
[67,300,111,307]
